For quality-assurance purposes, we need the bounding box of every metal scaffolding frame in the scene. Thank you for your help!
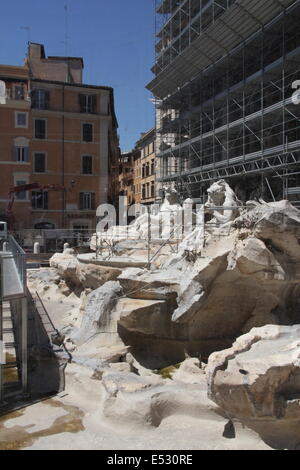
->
[149,0,300,206]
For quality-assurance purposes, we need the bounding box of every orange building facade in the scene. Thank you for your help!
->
[116,128,156,215]
[0,43,119,231]
[118,151,135,206]
[135,128,156,206]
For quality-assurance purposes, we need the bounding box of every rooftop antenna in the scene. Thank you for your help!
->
[64,3,69,56]
[20,26,31,44]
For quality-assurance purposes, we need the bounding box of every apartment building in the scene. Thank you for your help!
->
[147,0,300,206]
[118,151,135,206]
[0,42,119,231]
[135,128,156,205]
[117,128,156,211]
[133,149,142,205]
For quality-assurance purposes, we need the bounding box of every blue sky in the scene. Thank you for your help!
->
[0,0,155,151]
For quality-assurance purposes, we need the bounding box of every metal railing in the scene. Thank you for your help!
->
[37,292,72,362]
[13,229,94,253]
[4,235,26,290]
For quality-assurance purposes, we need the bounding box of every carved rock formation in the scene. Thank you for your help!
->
[50,183,300,371]
[50,249,122,290]
[207,325,300,450]
[116,198,300,368]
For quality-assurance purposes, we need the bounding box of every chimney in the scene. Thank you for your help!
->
[27,43,46,60]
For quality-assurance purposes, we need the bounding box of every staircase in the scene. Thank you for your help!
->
[0,236,27,404]
[1,301,21,398]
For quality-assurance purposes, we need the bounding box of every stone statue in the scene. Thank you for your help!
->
[91,187,184,254]
[165,180,242,264]
[205,179,241,225]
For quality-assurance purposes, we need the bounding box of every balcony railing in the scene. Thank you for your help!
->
[5,89,30,102]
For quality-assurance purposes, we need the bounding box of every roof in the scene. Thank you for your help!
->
[136,127,156,145]
[30,77,113,91]
[0,64,29,80]
[48,56,84,68]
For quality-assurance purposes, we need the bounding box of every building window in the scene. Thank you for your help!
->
[151,159,155,175]
[34,119,46,139]
[32,89,49,110]
[146,163,150,177]
[82,155,93,174]
[32,191,48,210]
[73,223,89,232]
[34,222,55,230]
[15,180,27,200]
[34,153,46,173]
[79,192,95,210]
[15,112,28,128]
[82,123,93,142]
[142,184,146,199]
[13,146,29,162]
[14,85,24,100]
[151,181,155,198]
[79,94,97,114]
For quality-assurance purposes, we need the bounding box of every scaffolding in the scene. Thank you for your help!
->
[148,0,300,206]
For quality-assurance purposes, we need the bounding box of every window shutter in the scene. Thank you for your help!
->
[44,191,48,210]
[35,119,46,139]
[35,120,39,138]
[91,95,97,114]
[45,90,50,110]
[91,193,95,210]
[79,192,84,210]
[24,147,29,162]
[79,94,85,113]
[31,89,36,108]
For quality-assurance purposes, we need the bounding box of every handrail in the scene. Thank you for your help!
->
[34,291,72,363]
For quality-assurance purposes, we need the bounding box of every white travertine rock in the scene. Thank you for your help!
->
[100,370,220,431]
[171,358,205,385]
[71,281,122,345]
[207,325,300,450]
[116,182,300,368]
[50,250,78,286]
[50,182,300,376]
[49,252,122,289]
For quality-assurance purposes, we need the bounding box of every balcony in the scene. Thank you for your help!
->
[1,87,31,107]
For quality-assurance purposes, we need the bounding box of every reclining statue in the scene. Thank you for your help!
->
[92,187,184,255]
